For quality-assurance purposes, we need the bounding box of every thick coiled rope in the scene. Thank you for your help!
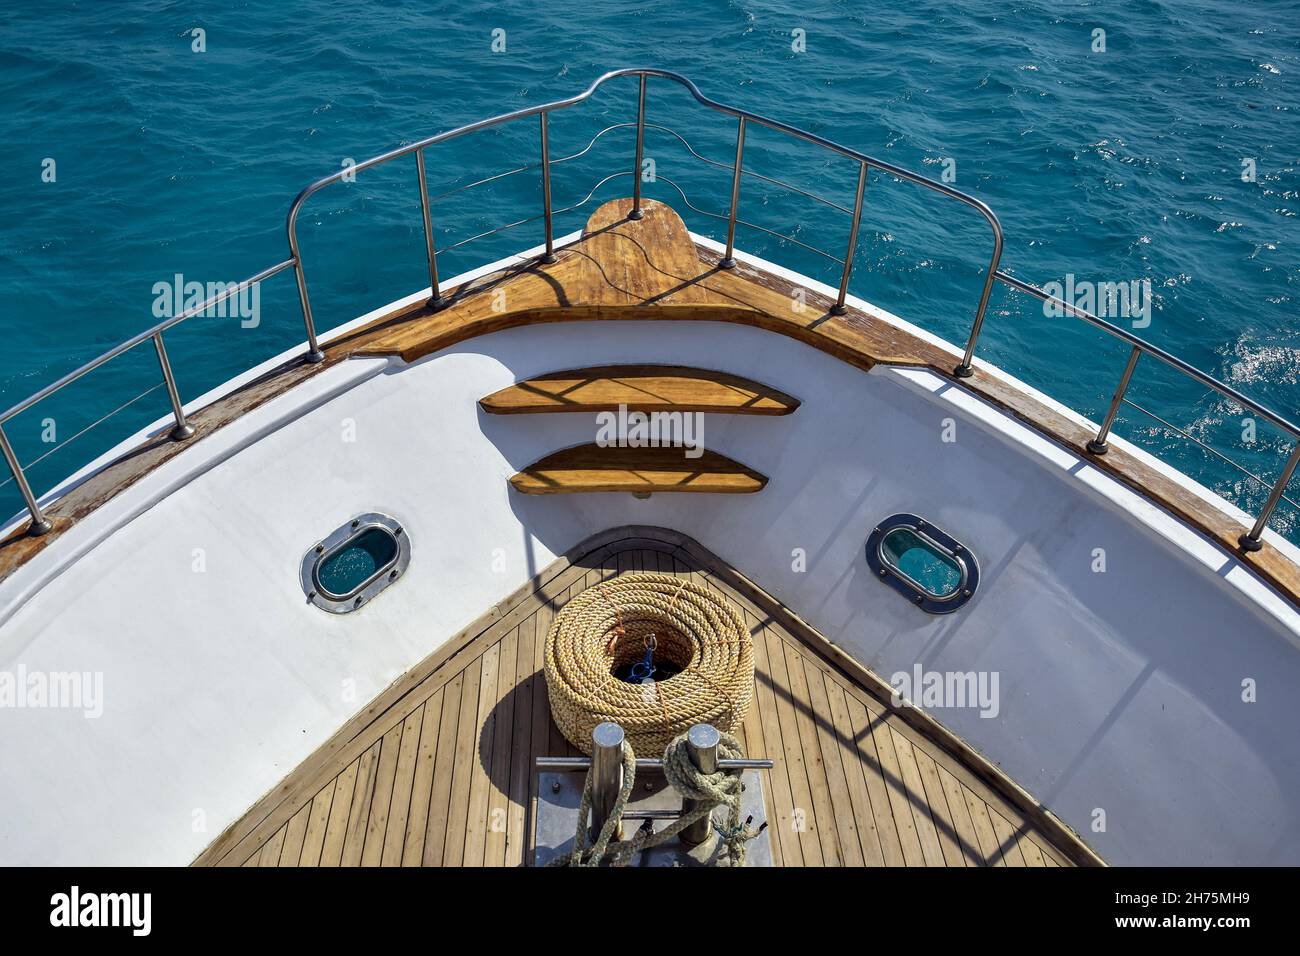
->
[544,573,754,756]
[550,730,764,867]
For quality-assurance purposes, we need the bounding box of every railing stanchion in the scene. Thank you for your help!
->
[152,332,195,441]
[831,161,869,315]
[0,424,52,535]
[720,116,746,269]
[630,73,648,220]
[539,112,557,264]
[1086,346,1141,455]
[1240,442,1300,552]
[954,226,1005,378]
[681,723,720,846]
[590,722,625,844]
[290,255,324,364]
[415,148,444,309]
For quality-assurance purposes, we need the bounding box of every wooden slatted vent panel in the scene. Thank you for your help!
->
[509,445,768,496]
[489,365,791,496]
[480,365,800,415]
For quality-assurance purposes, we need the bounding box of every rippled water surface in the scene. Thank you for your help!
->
[1,1,1297,534]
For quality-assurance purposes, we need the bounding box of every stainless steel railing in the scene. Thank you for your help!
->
[991,270,1300,550]
[1,68,1296,554]
[0,258,296,534]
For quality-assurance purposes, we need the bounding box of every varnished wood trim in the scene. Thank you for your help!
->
[509,443,768,495]
[479,364,800,416]
[7,197,1298,613]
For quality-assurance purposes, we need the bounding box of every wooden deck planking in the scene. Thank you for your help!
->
[196,528,1097,867]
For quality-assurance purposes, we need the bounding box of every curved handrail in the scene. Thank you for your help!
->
[283,68,1005,362]
[1,68,1295,553]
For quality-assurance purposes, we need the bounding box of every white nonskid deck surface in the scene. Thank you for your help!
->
[3,304,1300,864]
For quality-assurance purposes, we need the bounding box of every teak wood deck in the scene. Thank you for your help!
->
[6,197,1298,607]
[195,527,1099,867]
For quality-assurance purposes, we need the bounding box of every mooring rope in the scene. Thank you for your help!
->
[550,730,765,867]
[544,572,754,756]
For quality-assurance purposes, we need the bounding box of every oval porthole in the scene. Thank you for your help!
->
[301,513,410,614]
[866,513,978,614]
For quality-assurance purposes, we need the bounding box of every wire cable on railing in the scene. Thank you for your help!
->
[436,165,843,268]
[422,120,853,219]
[651,174,843,264]
[1121,397,1300,515]
[639,122,855,215]
[0,382,166,491]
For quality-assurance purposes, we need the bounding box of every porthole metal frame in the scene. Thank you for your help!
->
[865,513,978,614]
[301,512,410,614]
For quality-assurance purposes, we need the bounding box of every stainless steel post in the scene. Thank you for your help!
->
[290,258,324,364]
[720,117,747,269]
[0,424,51,535]
[415,148,444,308]
[680,723,719,846]
[152,332,195,441]
[1086,345,1141,455]
[629,73,648,220]
[953,229,1006,378]
[831,161,869,315]
[539,112,557,264]
[590,722,625,843]
[1240,442,1300,552]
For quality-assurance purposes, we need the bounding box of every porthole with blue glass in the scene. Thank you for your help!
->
[866,513,977,614]
[301,513,410,614]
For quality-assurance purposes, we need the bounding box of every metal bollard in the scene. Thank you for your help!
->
[680,723,719,846]
[590,722,625,843]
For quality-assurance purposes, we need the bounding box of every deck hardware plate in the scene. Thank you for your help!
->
[533,770,772,867]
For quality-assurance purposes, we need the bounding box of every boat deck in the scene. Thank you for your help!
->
[6,198,1296,606]
[196,527,1097,867]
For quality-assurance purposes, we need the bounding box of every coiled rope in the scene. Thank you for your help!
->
[544,572,754,755]
[551,730,764,867]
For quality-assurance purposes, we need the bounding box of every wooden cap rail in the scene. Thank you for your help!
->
[8,197,1300,609]
[479,364,800,416]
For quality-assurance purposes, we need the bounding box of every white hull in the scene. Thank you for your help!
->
[2,240,1298,866]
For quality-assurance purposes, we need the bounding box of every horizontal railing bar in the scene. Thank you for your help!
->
[1121,397,1300,514]
[438,171,635,255]
[440,213,546,254]
[0,258,296,425]
[651,174,843,263]
[653,173,729,220]
[423,121,632,209]
[0,383,166,492]
[994,270,1300,439]
[552,124,628,167]
[285,68,1000,261]
[633,122,854,215]
[536,756,774,772]
[423,162,538,206]
[8,67,1296,556]
[736,218,844,264]
[621,809,682,821]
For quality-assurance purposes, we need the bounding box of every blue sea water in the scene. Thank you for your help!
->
[0,1,1297,535]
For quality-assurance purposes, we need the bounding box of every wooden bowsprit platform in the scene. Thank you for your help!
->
[194,526,1100,867]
